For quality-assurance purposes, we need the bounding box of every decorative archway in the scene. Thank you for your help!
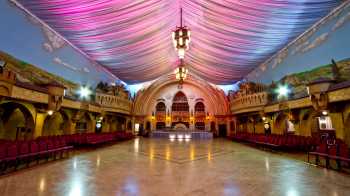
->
[155,102,166,130]
[194,102,205,130]
[75,112,93,133]
[0,101,35,140]
[171,91,189,128]
[42,111,70,136]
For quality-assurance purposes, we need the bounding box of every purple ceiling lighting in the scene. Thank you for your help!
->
[14,0,340,84]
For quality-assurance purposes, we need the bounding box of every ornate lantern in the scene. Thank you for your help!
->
[174,60,188,83]
[172,8,191,59]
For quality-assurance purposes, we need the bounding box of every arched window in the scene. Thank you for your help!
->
[194,102,205,112]
[155,102,166,112]
[172,91,189,111]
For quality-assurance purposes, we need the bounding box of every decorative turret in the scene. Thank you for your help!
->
[46,81,66,112]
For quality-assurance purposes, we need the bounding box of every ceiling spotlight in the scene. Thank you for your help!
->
[78,86,92,99]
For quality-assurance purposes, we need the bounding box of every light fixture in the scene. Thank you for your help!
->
[322,110,328,116]
[96,122,102,129]
[78,86,92,99]
[276,84,290,99]
[174,60,188,83]
[172,8,191,59]
[47,110,54,116]
[262,116,266,121]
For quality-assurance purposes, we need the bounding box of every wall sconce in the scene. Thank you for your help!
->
[151,111,155,120]
[47,110,54,116]
[206,112,210,120]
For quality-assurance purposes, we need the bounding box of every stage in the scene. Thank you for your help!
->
[151,130,213,139]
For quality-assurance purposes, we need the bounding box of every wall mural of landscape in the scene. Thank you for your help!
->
[0,0,119,87]
[246,2,350,84]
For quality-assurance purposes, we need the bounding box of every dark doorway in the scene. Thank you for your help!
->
[146,121,151,131]
[210,121,215,131]
[218,124,227,137]
[139,123,144,136]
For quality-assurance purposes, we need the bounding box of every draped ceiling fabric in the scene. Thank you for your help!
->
[15,0,341,84]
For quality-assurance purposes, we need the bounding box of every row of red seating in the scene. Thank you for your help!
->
[0,131,134,173]
[231,132,318,151]
[308,140,350,169]
[37,131,134,146]
[0,138,73,172]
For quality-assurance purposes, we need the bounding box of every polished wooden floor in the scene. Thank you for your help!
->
[0,138,350,196]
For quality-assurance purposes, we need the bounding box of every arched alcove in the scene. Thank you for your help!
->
[0,102,35,140]
[194,102,205,130]
[194,102,205,112]
[172,91,189,112]
[75,112,93,133]
[42,111,69,136]
[171,91,190,128]
[274,112,288,134]
[155,102,166,112]
[155,102,166,130]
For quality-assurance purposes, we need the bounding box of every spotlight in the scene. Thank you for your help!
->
[177,134,184,139]
[47,110,54,116]
[322,110,328,116]
[276,85,290,99]
[262,117,266,121]
[78,86,91,99]
[185,134,191,139]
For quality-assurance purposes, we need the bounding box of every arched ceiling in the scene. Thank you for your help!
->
[14,0,341,84]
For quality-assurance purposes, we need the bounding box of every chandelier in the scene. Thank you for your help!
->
[172,8,191,59]
[175,60,188,83]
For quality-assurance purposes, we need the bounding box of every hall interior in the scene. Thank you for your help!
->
[0,0,350,195]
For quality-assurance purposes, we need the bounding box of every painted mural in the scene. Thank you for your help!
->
[0,51,77,90]
[277,58,350,100]
[0,0,119,87]
[246,1,350,84]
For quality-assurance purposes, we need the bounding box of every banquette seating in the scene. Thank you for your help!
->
[0,131,133,174]
[230,132,350,170]
[231,132,317,151]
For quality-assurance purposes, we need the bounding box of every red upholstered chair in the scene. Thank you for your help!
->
[0,143,7,172]
[17,141,30,166]
[29,141,39,164]
[5,143,18,169]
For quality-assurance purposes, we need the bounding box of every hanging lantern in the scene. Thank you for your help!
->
[172,8,191,59]
[174,60,188,82]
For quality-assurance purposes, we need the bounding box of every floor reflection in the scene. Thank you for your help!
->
[0,138,349,196]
